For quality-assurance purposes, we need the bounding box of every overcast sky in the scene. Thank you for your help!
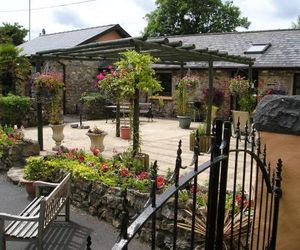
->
[0,0,299,40]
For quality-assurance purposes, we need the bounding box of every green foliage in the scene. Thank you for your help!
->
[191,123,207,136]
[0,94,30,126]
[0,22,28,46]
[291,15,300,29]
[115,50,162,97]
[175,78,193,115]
[0,128,14,157]
[144,0,250,36]
[33,72,64,124]
[24,157,56,181]
[229,76,256,112]
[24,148,160,193]
[0,44,31,95]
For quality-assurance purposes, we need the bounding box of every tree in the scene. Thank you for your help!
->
[0,44,31,95]
[291,15,300,29]
[0,22,28,46]
[143,0,250,37]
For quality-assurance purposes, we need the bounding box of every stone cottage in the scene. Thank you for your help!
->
[152,29,300,117]
[19,24,130,114]
[20,28,300,117]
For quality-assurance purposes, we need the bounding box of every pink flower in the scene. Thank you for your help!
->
[108,65,113,69]
[156,175,165,189]
[97,73,105,80]
[120,167,129,177]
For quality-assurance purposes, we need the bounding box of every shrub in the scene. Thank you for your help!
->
[0,128,14,157]
[0,94,30,126]
[24,157,55,181]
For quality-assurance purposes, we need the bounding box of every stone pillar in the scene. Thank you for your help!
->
[254,95,300,250]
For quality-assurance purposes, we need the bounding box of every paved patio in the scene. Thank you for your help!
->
[24,117,253,187]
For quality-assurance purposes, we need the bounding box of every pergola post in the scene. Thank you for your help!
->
[206,59,214,135]
[248,63,253,84]
[35,59,43,150]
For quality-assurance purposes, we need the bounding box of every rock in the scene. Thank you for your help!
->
[7,167,24,184]
[254,95,300,135]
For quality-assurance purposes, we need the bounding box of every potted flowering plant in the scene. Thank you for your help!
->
[98,51,162,154]
[86,126,107,152]
[229,76,256,134]
[175,76,196,129]
[34,72,65,150]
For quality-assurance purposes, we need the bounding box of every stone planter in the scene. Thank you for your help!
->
[177,115,192,129]
[49,124,65,151]
[86,132,107,152]
[189,133,211,153]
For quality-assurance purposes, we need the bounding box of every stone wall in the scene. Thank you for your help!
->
[56,172,203,249]
[171,69,231,118]
[258,69,299,95]
[0,140,40,170]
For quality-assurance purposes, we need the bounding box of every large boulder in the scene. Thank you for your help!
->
[254,95,300,135]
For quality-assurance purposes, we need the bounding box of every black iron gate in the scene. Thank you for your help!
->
[104,119,282,250]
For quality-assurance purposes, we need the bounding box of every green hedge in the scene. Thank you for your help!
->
[0,94,30,126]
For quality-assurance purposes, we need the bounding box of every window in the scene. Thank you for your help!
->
[293,73,300,95]
[244,43,271,54]
[155,72,172,96]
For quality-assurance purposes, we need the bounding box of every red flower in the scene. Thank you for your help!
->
[100,163,109,172]
[156,175,165,189]
[91,146,100,156]
[120,167,129,177]
[136,171,149,180]
[78,155,85,163]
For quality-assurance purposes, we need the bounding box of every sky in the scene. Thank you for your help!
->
[0,0,299,41]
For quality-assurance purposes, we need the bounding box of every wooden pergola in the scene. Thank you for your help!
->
[31,36,255,150]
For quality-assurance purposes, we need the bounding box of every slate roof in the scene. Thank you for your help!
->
[165,29,300,68]
[19,24,130,56]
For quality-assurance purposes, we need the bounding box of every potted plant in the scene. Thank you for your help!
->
[86,126,107,152]
[175,77,195,129]
[21,157,54,197]
[98,51,162,154]
[34,72,65,151]
[229,76,256,133]
[189,123,210,153]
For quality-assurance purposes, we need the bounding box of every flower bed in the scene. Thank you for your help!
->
[25,148,253,249]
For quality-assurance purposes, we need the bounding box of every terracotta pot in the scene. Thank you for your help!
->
[20,178,35,198]
[49,123,65,151]
[86,132,107,152]
[120,126,131,139]
[189,133,211,153]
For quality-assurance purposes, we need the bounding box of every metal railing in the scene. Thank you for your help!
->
[86,119,283,250]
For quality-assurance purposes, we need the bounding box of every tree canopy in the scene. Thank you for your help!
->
[0,22,28,46]
[143,0,250,37]
[0,44,31,95]
[291,15,300,29]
